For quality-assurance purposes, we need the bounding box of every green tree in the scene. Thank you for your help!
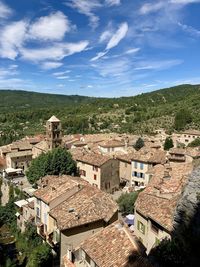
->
[174,109,192,131]
[164,137,174,150]
[26,244,52,267]
[134,137,144,151]
[26,147,77,184]
[117,192,139,215]
[188,138,200,147]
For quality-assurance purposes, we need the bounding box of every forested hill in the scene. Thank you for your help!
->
[0,84,200,145]
[0,90,93,110]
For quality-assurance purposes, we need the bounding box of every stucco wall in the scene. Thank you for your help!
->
[119,160,131,183]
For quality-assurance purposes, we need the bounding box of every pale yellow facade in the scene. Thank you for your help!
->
[77,159,119,193]
[119,160,132,183]
[134,210,170,254]
[131,160,152,187]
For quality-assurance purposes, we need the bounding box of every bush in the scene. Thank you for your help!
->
[164,137,174,150]
[188,138,200,147]
[134,138,144,151]
[117,192,139,215]
[26,147,77,184]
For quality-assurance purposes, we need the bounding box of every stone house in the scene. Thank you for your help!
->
[172,129,200,147]
[15,198,35,232]
[98,139,126,154]
[134,162,193,254]
[33,175,118,265]
[131,149,166,188]
[63,221,151,267]
[75,153,120,193]
[117,153,135,185]
[6,150,32,171]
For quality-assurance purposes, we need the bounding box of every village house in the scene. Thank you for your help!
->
[172,129,200,147]
[33,175,118,264]
[168,147,200,163]
[131,149,166,188]
[49,185,118,264]
[98,139,126,154]
[6,150,32,171]
[63,221,151,267]
[134,162,193,254]
[117,153,135,185]
[75,152,120,193]
[15,197,35,232]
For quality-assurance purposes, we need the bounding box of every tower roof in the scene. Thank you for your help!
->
[48,115,60,122]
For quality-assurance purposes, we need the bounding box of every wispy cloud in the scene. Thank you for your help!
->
[134,59,183,71]
[21,41,89,62]
[41,61,63,70]
[170,0,200,4]
[53,70,71,76]
[66,0,102,29]
[0,1,13,19]
[105,0,121,6]
[55,75,70,79]
[124,48,141,54]
[139,2,165,15]
[178,22,200,37]
[91,22,128,61]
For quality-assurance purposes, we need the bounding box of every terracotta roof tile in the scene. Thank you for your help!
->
[50,185,118,230]
[75,152,112,167]
[131,149,166,164]
[98,139,125,148]
[135,162,193,232]
[34,175,86,204]
[79,221,150,267]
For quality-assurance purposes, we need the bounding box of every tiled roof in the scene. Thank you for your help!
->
[33,140,49,152]
[169,148,186,155]
[181,129,200,136]
[75,152,112,167]
[50,185,118,230]
[10,141,32,151]
[117,152,136,163]
[135,162,193,232]
[34,175,86,204]
[79,221,151,267]
[131,149,166,164]
[98,139,125,148]
[8,150,32,158]
[48,115,60,122]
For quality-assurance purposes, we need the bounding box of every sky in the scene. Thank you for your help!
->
[0,0,200,97]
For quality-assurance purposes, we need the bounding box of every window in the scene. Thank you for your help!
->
[140,163,144,170]
[36,207,40,218]
[137,221,145,234]
[93,166,98,172]
[81,170,86,176]
[134,161,137,169]
[140,173,144,178]
[94,174,97,180]
[125,162,127,168]
[155,237,160,246]
[132,171,137,177]
[151,221,159,234]
[37,199,40,205]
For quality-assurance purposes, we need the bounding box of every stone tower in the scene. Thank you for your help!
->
[46,115,62,150]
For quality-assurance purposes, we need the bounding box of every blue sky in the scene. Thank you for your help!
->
[0,0,200,97]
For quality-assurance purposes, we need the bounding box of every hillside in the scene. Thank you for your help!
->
[0,84,200,145]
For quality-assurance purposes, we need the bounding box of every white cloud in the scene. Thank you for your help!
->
[56,75,70,79]
[124,48,140,54]
[106,22,128,50]
[91,51,108,61]
[41,61,63,70]
[53,70,71,76]
[105,0,121,6]
[0,20,28,59]
[21,41,89,62]
[67,0,102,29]
[91,22,128,61]
[178,22,200,37]
[134,59,183,71]
[139,2,165,15]
[170,0,200,4]
[99,30,113,43]
[29,12,73,41]
[0,1,13,19]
